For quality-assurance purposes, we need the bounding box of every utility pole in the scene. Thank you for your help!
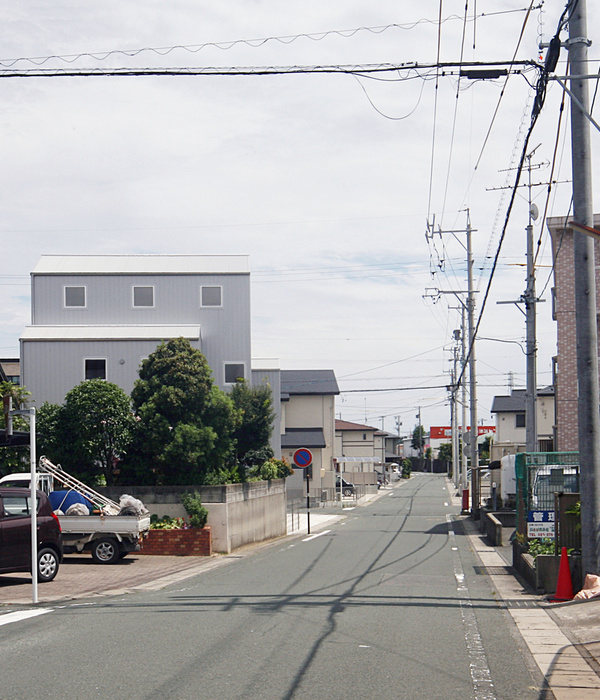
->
[525,150,539,453]
[424,212,478,506]
[568,0,600,577]
[492,148,552,452]
[466,213,480,514]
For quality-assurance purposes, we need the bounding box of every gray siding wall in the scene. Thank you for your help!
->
[21,337,202,405]
[25,271,252,404]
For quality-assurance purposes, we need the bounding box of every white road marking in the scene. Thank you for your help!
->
[447,515,496,700]
[302,530,331,542]
[0,609,52,627]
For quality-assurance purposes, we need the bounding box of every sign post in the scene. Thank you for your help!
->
[12,407,37,604]
[293,448,313,535]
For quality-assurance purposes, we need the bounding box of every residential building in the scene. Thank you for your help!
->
[490,386,555,459]
[280,369,339,498]
[335,419,379,485]
[547,215,600,451]
[0,359,20,385]
[21,255,252,405]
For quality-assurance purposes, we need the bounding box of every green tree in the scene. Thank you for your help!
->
[40,380,135,486]
[124,338,241,485]
[411,425,426,455]
[438,442,453,463]
[0,383,32,477]
[230,380,275,467]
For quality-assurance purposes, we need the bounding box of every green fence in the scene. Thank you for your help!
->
[515,452,580,541]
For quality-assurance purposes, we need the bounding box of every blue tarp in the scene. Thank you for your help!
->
[49,490,94,513]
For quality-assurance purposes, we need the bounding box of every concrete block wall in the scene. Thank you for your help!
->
[101,479,287,554]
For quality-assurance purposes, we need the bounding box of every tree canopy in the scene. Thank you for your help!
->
[37,379,135,486]
[230,380,275,468]
[124,338,241,485]
[0,382,31,477]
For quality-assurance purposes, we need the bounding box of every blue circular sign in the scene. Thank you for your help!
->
[293,448,313,467]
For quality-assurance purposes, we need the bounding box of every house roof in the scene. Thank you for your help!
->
[32,255,250,276]
[20,325,201,341]
[281,428,326,449]
[280,370,339,396]
[335,419,379,432]
[490,386,554,413]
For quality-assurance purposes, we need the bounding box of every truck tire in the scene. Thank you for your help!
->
[91,537,121,564]
[38,548,60,582]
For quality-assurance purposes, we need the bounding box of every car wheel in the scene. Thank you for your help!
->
[91,537,121,564]
[343,488,353,497]
[38,548,59,582]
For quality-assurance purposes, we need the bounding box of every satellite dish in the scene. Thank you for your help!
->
[530,203,539,221]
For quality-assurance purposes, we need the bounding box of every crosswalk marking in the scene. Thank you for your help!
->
[0,609,52,627]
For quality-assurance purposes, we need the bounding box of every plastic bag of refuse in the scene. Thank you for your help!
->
[574,573,600,600]
[118,494,148,516]
[65,502,90,516]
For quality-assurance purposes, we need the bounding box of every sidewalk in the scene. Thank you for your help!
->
[450,481,600,699]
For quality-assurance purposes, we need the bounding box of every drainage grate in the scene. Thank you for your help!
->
[473,565,515,576]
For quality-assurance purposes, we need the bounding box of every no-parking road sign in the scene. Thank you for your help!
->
[293,448,313,468]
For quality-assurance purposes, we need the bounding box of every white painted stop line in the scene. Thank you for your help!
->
[0,609,52,627]
[302,530,331,542]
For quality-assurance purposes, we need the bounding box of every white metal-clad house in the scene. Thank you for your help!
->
[21,255,253,406]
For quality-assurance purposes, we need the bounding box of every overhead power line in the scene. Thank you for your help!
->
[0,60,538,80]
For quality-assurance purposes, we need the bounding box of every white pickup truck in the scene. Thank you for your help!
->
[0,461,150,564]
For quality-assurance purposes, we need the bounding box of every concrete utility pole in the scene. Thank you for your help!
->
[466,213,480,513]
[568,0,600,577]
[525,151,539,453]
[424,213,478,504]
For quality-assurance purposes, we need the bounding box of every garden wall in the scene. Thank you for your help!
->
[101,479,286,554]
[139,527,212,556]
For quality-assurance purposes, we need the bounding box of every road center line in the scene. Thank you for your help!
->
[302,530,331,542]
[0,609,52,627]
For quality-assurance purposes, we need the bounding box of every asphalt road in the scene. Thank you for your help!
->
[0,474,547,699]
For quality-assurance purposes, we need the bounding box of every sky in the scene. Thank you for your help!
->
[2,1,599,437]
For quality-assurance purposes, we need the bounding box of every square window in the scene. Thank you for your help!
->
[225,363,245,384]
[133,286,154,307]
[65,286,86,307]
[201,286,222,307]
[85,359,106,380]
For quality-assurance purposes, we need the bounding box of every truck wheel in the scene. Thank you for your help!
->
[38,548,60,582]
[91,538,121,564]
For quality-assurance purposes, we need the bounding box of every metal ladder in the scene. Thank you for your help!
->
[39,456,121,515]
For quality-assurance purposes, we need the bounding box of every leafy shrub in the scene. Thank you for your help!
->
[527,538,555,558]
[247,457,293,481]
[150,514,188,530]
[181,491,209,528]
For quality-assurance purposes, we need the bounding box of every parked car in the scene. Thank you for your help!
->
[0,487,63,582]
[336,477,356,497]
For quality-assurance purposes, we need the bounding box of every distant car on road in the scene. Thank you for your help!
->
[0,487,63,582]
[336,477,356,497]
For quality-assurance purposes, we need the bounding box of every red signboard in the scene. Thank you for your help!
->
[429,426,496,440]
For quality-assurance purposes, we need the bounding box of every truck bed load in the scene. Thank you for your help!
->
[38,457,151,563]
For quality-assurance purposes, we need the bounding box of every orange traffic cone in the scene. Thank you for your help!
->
[551,546,574,602]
